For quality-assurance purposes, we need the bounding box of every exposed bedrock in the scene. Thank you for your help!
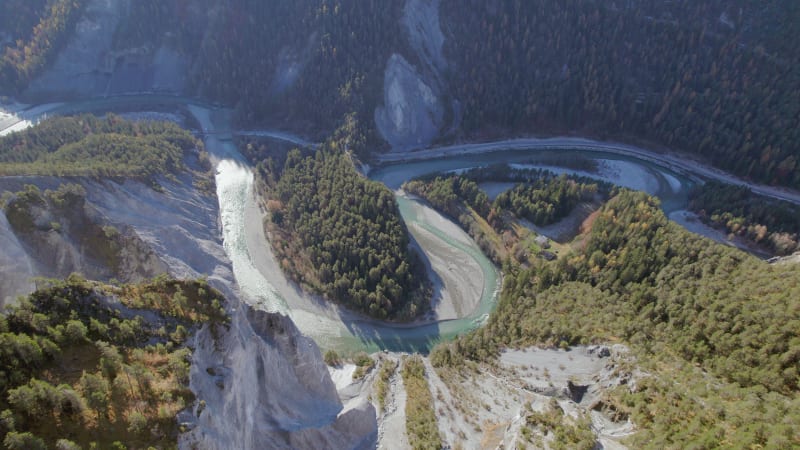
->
[182,303,378,450]
[375,54,445,150]
[376,0,458,150]
[403,0,447,77]
[0,212,36,307]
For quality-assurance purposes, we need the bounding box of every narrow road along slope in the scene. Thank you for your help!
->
[376,137,800,206]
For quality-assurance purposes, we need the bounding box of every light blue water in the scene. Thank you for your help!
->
[10,96,697,354]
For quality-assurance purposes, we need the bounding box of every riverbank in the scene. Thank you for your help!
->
[376,136,800,207]
[2,95,788,355]
[191,103,499,353]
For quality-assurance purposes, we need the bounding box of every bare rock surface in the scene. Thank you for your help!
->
[182,305,378,450]
[375,54,444,150]
[414,346,639,449]
[403,0,447,77]
[0,211,36,307]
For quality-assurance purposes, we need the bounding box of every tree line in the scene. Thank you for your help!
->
[689,180,800,255]
[403,167,609,264]
[494,175,599,226]
[191,0,407,155]
[441,0,800,188]
[0,114,201,183]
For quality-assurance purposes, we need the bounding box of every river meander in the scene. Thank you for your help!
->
[0,97,711,354]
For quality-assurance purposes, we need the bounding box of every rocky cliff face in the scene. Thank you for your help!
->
[375,0,458,150]
[375,54,445,151]
[1,182,167,285]
[182,303,378,450]
[0,149,378,448]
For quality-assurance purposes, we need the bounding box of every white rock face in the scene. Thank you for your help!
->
[0,212,36,307]
[375,54,444,150]
[0,168,378,449]
[84,173,231,286]
[376,0,454,150]
[182,305,378,450]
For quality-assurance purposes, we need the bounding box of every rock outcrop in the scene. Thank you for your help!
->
[182,303,378,450]
[375,54,445,150]
[0,181,168,301]
[376,0,458,150]
[403,0,447,78]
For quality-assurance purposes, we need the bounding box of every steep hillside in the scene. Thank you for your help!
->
[0,111,222,308]
[689,180,800,255]
[192,0,799,187]
[0,108,380,450]
[2,183,167,290]
[432,190,800,447]
[4,0,797,188]
[440,0,800,188]
[0,0,88,94]
[0,276,228,449]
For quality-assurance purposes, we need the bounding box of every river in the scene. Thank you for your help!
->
[211,109,695,353]
[0,96,785,353]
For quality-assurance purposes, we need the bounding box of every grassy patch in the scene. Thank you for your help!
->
[351,352,375,380]
[374,359,397,413]
[402,355,442,449]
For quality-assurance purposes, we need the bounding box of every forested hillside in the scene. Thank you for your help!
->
[3,0,798,188]
[494,176,599,226]
[0,0,87,94]
[404,168,610,264]
[190,0,800,187]
[0,275,227,449]
[441,0,800,188]
[256,135,430,321]
[192,0,405,148]
[0,114,202,182]
[689,181,800,255]
[432,190,800,447]
[110,0,210,53]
